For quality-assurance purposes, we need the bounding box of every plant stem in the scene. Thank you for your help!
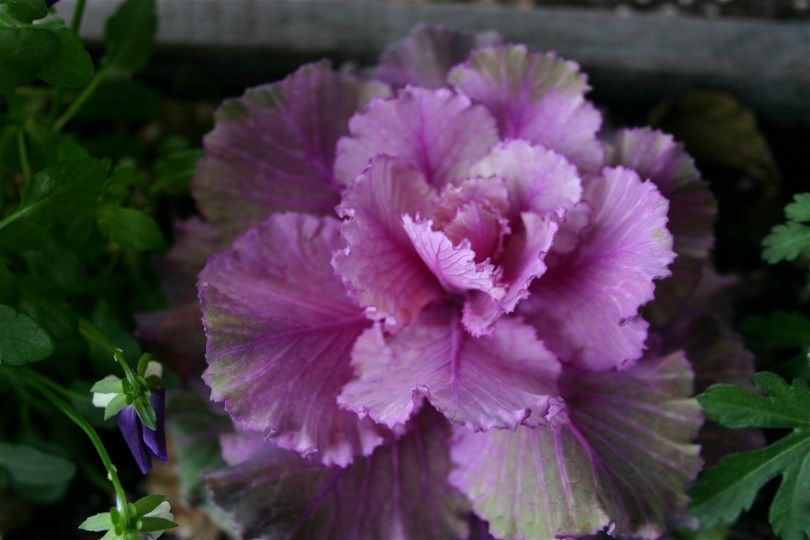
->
[52,66,108,134]
[16,130,31,183]
[15,367,130,522]
[70,0,88,33]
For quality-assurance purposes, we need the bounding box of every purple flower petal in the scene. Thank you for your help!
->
[376,23,501,89]
[117,405,152,474]
[338,305,561,431]
[199,213,385,466]
[334,87,499,188]
[450,352,703,539]
[449,45,604,171]
[142,388,167,462]
[522,166,675,371]
[333,156,443,326]
[470,140,582,218]
[206,406,470,540]
[608,128,717,324]
[402,214,503,297]
[463,212,559,336]
[193,61,391,236]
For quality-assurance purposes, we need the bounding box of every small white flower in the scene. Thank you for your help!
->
[144,360,163,379]
[92,392,117,408]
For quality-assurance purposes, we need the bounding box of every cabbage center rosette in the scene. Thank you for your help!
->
[192,24,712,540]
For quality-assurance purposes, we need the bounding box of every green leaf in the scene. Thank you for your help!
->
[1,0,48,23]
[690,431,810,527]
[0,25,60,89]
[103,0,156,75]
[786,193,810,223]
[139,517,177,532]
[741,312,810,349]
[0,158,108,235]
[78,512,113,532]
[36,20,94,89]
[763,222,810,264]
[691,372,810,537]
[0,303,53,364]
[132,391,157,430]
[91,375,124,394]
[134,494,165,516]
[103,393,127,420]
[151,147,202,195]
[0,443,76,504]
[97,205,165,252]
[698,375,810,429]
[770,450,810,540]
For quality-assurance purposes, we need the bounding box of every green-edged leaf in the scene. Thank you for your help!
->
[134,494,165,516]
[698,374,810,429]
[91,375,124,394]
[139,517,177,532]
[770,450,810,540]
[741,312,810,349]
[0,26,60,89]
[103,393,127,420]
[1,0,48,23]
[0,443,76,504]
[785,193,810,223]
[132,392,157,430]
[0,304,53,364]
[690,431,810,526]
[37,21,94,89]
[97,205,165,252]
[103,0,156,75]
[78,512,113,532]
[763,222,810,264]
[450,353,703,539]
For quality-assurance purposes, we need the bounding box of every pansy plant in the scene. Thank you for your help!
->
[184,24,726,539]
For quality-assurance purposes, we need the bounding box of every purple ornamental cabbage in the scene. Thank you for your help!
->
[152,24,738,539]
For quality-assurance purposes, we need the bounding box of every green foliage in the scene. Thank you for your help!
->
[0,442,76,503]
[0,303,53,364]
[690,373,810,540]
[763,193,810,264]
[97,205,165,252]
[103,0,156,76]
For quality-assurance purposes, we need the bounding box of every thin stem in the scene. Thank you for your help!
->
[16,130,31,183]
[15,367,130,521]
[52,66,108,134]
[70,0,88,34]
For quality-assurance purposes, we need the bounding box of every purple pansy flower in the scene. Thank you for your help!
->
[136,23,759,539]
[116,388,167,474]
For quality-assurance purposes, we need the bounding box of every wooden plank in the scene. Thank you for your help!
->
[56,0,810,123]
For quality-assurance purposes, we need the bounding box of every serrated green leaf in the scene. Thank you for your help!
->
[91,375,124,394]
[103,393,127,420]
[770,449,810,540]
[134,494,165,516]
[1,0,48,23]
[0,25,60,89]
[0,303,53,364]
[97,205,165,252]
[0,443,76,504]
[103,0,156,75]
[741,312,810,349]
[763,222,810,264]
[78,512,113,532]
[698,376,810,429]
[785,193,810,223]
[36,21,94,89]
[139,517,177,532]
[690,431,810,526]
